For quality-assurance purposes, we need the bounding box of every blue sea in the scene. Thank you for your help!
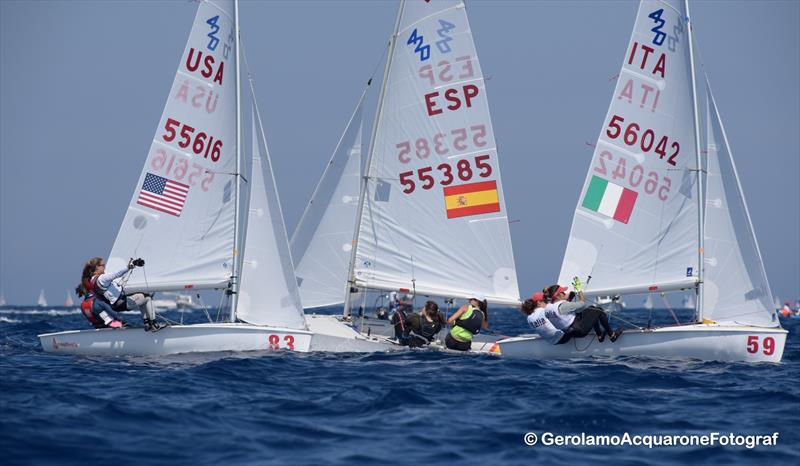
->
[1,306,798,465]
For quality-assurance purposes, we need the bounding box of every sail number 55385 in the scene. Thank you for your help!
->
[746,335,775,355]
[399,155,492,194]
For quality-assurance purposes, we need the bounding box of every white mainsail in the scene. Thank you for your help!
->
[65,292,75,308]
[236,106,306,329]
[351,0,519,305]
[701,85,778,327]
[108,0,239,292]
[291,100,364,309]
[37,289,47,307]
[559,0,700,296]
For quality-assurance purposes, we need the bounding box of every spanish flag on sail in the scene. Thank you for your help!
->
[443,180,501,219]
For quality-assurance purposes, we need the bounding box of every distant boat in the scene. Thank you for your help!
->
[64,292,74,308]
[151,292,201,310]
[682,295,696,310]
[0,291,6,307]
[37,290,47,308]
[642,295,654,311]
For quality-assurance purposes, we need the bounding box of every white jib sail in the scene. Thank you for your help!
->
[702,84,778,327]
[291,101,364,309]
[353,0,519,305]
[236,105,306,329]
[559,0,699,296]
[108,0,239,292]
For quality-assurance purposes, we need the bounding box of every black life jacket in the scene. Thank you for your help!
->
[391,307,410,343]
[417,314,442,340]
[454,306,484,335]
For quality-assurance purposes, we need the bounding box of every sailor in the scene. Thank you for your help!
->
[544,284,622,342]
[521,292,568,344]
[390,299,414,345]
[405,301,446,348]
[75,257,126,329]
[91,257,163,332]
[445,295,489,351]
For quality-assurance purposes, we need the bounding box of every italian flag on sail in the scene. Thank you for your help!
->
[582,176,638,224]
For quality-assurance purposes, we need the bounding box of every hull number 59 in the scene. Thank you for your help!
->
[746,335,775,355]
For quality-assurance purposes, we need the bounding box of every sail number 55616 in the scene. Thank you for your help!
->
[162,117,223,162]
[746,335,775,355]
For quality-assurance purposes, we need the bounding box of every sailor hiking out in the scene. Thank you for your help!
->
[446,295,489,351]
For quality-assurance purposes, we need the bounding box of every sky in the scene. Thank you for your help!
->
[1,0,798,306]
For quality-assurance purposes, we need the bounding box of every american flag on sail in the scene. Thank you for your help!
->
[136,173,189,216]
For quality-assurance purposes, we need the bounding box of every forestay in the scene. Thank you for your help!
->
[559,0,699,295]
[108,0,238,292]
[353,0,519,304]
[291,102,364,309]
[237,106,306,329]
[702,85,777,327]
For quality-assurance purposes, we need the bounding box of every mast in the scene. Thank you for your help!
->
[685,0,705,322]
[230,0,243,322]
[343,0,405,318]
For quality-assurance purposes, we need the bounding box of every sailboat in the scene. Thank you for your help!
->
[38,0,392,356]
[682,294,695,310]
[642,294,654,311]
[37,290,47,308]
[64,292,75,308]
[498,0,786,362]
[296,0,520,335]
[0,291,6,307]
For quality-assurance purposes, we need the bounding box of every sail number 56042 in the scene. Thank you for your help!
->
[746,335,775,355]
[605,114,678,166]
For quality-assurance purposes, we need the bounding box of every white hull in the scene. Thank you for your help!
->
[39,324,314,356]
[497,324,787,363]
[38,316,399,356]
[305,314,401,352]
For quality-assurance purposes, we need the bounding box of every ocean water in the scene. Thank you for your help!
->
[1,307,798,465]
